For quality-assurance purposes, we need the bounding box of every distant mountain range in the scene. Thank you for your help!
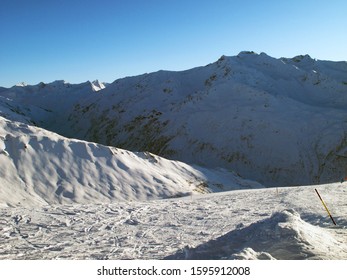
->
[1,52,346,205]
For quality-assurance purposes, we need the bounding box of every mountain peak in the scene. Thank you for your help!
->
[15,82,27,87]
[291,54,314,63]
[90,80,106,91]
[238,51,257,55]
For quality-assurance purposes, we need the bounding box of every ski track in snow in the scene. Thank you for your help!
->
[1,183,346,260]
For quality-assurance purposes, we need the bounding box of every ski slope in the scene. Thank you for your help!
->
[0,183,346,260]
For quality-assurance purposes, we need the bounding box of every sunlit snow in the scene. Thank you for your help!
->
[0,52,346,259]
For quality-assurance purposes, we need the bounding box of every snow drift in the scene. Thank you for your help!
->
[166,209,346,260]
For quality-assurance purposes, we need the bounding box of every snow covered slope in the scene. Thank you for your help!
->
[0,116,261,207]
[0,52,346,260]
[0,80,104,129]
[1,52,346,187]
[59,52,347,186]
[0,183,345,259]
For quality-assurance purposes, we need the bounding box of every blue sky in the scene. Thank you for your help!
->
[1,0,346,87]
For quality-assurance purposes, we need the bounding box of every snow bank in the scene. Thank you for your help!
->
[167,209,346,260]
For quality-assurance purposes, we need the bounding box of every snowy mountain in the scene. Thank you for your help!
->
[0,51,346,260]
[0,80,104,128]
[3,52,345,186]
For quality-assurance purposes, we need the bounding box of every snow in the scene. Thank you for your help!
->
[0,51,346,260]
[0,183,346,259]
[8,51,342,187]
[91,80,106,91]
[0,116,261,207]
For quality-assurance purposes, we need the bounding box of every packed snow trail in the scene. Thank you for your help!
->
[0,183,346,260]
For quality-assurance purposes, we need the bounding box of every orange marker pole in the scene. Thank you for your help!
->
[315,188,337,225]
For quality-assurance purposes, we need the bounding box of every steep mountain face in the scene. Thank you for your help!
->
[1,52,346,187]
[61,52,347,186]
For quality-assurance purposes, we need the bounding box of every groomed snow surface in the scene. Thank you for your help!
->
[0,183,346,260]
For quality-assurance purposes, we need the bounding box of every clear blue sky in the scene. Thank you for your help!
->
[1,0,346,87]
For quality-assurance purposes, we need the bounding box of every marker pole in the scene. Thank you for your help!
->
[315,188,337,225]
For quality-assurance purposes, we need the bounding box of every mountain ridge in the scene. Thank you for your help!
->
[1,51,347,187]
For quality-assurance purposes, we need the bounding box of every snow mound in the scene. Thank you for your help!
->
[166,209,346,260]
